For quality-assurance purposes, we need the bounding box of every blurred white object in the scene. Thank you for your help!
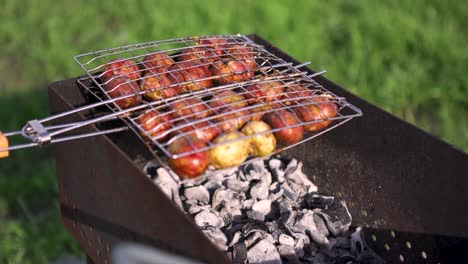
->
[112,243,205,264]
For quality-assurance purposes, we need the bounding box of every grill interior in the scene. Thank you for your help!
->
[74,34,361,164]
[50,34,468,264]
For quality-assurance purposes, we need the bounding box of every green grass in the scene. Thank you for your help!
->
[0,0,467,262]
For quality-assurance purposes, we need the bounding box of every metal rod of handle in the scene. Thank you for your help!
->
[0,126,129,153]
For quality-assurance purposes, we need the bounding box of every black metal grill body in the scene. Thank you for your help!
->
[49,34,468,264]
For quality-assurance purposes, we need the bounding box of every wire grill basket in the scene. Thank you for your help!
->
[1,34,362,173]
[73,34,362,160]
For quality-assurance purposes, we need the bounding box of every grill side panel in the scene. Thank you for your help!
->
[49,79,230,264]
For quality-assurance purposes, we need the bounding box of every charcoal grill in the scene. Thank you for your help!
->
[3,34,468,263]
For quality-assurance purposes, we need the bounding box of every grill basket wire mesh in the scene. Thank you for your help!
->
[74,34,362,162]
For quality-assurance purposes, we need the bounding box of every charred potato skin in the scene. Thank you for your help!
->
[245,81,285,104]
[170,98,212,119]
[102,59,141,82]
[142,52,175,75]
[168,61,212,93]
[283,85,314,105]
[139,73,178,101]
[197,37,228,55]
[262,110,304,146]
[210,45,256,85]
[136,110,173,141]
[104,76,141,109]
[209,90,248,110]
[168,137,210,179]
[179,46,219,64]
[171,120,220,143]
[213,107,251,132]
[293,96,338,132]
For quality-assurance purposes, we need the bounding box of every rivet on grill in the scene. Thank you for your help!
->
[406,241,412,249]
[399,254,405,262]
[421,251,427,259]
[371,234,377,242]
[384,243,390,251]
[390,230,396,238]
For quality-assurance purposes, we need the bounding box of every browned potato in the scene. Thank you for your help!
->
[142,52,174,75]
[170,98,212,119]
[171,119,220,143]
[104,76,141,109]
[262,110,304,146]
[209,90,248,110]
[168,136,210,179]
[210,45,256,85]
[197,37,228,55]
[168,61,212,93]
[244,81,285,104]
[102,59,141,81]
[139,74,178,101]
[179,46,219,64]
[136,109,173,141]
[293,96,338,132]
[213,107,251,132]
[283,85,315,105]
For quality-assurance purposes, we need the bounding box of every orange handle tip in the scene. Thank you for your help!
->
[0,131,9,158]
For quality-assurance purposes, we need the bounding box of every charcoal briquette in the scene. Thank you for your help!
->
[241,219,270,236]
[315,201,352,236]
[242,198,255,210]
[246,239,281,264]
[279,233,295,247]
[277,244,299,262]
[228,231,242,247]
[150,156,383,263]
[314,213,330,237]
[223,178,249,192]
[249,181,270,200]
[333,255,357,264]
[183,185,210,205]
[202,226,228,251]
[232,243,248,264]
[281,182,300,201]
[302,192,335,209]
[194,209,224,228]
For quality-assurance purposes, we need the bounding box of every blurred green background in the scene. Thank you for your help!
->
[0,0,467,263]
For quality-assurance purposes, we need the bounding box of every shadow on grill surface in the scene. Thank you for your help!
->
[49,34,468,264]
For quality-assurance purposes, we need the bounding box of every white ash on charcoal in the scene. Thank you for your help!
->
[145,157,385,264]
